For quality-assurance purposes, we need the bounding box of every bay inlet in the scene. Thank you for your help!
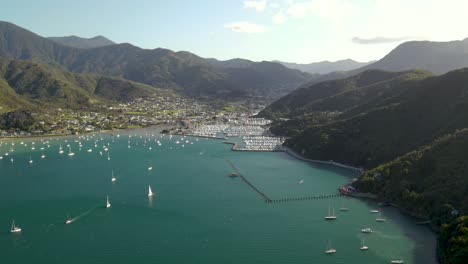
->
[0,128,436,264]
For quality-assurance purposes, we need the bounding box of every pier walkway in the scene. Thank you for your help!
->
[226,160,272,202]
[225,160,343,204]
[267,193,343,203]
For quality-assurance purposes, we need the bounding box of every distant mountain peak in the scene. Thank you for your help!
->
[47,35,115,49]
[277,59,373,74]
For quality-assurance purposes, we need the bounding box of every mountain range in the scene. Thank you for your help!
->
[0,21,311,100]
[296,37,468,89]
[47,35,116,49]
[276,59,373,74]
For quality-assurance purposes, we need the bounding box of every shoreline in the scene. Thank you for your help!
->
[0,124,169,142]
[279,145,435,225]
[280,146,365,174]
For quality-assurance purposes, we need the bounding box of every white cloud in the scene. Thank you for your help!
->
[272,11,287,24]
[224,21,269,34]
[269,2,280,8]
[286,0,357,20]
[243,0,268,12]
[351,36,410,45]
[286,1,313,19]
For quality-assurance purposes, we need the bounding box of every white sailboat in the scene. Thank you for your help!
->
[325,240,336,254]
[148,185,153,197]
[148,166,153,171]
[59,144,64,154]
[41,151,46,159]
[324,206,337,220]
[29,156,33,164]
[339,201,349,211]
[107,152,110,161]
[10,220,21,233]
[360,238,369,250]
[106,195,111,208]
[68,146,75,156]
[111,171,116,182]
[376,212,386,222]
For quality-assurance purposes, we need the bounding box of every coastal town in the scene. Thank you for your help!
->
[0,95,285,152]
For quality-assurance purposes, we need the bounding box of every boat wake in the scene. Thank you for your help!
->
[66,204,102,224]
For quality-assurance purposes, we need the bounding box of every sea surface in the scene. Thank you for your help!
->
[0,128,437,264]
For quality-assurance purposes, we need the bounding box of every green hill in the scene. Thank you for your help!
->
[438,216,468,264]
[352,129,468,264]
[285,68,468,169]
[260,69,432,137]
[353,129,468,221]
[259,69,430,119]
[0,58,165,113]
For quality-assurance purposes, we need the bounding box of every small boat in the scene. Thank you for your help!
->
[360,238,368,251]
[390,259,404,264]
[41,152,46,159]
[106,195,111,208]
[376,212,386,222]
[148,166,153,171]
[370,210,379,213]
[361,228,373,233]
[325,240,336,254]
[339,202,349,211]
[107,152,110,161]
[111,171,116,182]
[68,146,75,156]
[29,157,33,164]
[87,149,92,153]
[10,220,21,233]
[229,173,239,178]
[65,219,73,225]
[324,206,337,220]
[298,179,304,184]
[148,185,153,197]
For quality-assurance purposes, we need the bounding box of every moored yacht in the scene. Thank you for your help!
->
[324,206,337,220]
[148,185,153,197]
[376,212,386,222]
[68,146,75,156]
[10,220,21,233]
[106,195,111,208]
[361,228,373,233]
[360,238,368,250]
[325,240,336,254]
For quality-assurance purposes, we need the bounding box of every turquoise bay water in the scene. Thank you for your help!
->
[0,128,436,264]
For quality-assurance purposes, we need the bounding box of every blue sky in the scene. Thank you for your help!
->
[1,0,468,63]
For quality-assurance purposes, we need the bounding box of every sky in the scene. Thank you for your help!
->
[1,0,468,63]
